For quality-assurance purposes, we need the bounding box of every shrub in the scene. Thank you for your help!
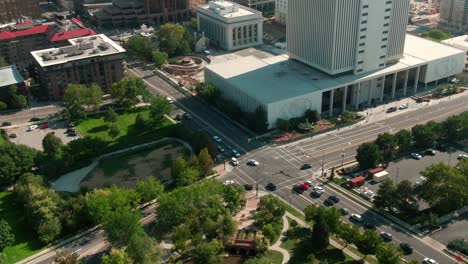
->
[448,239,468,255]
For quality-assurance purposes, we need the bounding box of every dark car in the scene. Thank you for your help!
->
[310,189,322,198]
[339,208,349,215]
[66,128,76,133]
[386,107,397,113]
[243,184,253,191]
[68,132,77,137]
[380,232,393,241]
[293,185,305,194]
[399,243,413,254]
[2,121,12,126]
[66,122,75,128]
[425,149,436,156]
[300,163,312,170]
[364,223,376,230]
[30,117,41,122]
[324,198,335,206]
[9,133,17,138]
[328,195,340,203]
[266,183,277,191]
[435,144,447,152]
[183,113,192,120]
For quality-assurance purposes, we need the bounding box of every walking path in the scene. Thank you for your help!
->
[268,215,291,264]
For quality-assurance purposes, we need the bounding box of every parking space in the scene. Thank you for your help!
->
[430,212,468,245]
[4,120,80,150]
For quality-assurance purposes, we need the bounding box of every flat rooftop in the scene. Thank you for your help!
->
[441,35,468,50]
[206,34,464,104]
[31,34,126,67]
[198,0,258,19]
[0,65,24,87]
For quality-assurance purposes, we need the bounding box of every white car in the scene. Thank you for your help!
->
[231,157,239,166]
[305,180,313,187]
[223,180,235,186]
[312,186,324,194]
[28,125,38,131]
[380,231,393,241]
[166,96,174,103]
[422,258,438,264]
[399,104,408,109]
[411,153,422,160]
[212,135,222,143]
[247,159,259,166]
[350,214,363,222]
[457,154,468,160]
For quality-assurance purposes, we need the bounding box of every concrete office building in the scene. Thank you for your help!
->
[274,0,287,25]
[439,0,468,34]
[204,0,464,128]
[31,34,125,100]
[197,0,263,51]
[230,0,275,12]
[442,35,468,71]
[0,0,41,24]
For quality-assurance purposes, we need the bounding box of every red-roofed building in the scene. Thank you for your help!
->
[0,18,96,73]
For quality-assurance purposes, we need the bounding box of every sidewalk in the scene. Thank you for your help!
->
[268,215,291,264]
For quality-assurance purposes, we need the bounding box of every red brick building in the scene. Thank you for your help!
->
[0,0,41,24]
[31,34,126,100]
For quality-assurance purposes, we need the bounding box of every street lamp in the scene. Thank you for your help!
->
[289,195,292,208]
[341,149,345,168]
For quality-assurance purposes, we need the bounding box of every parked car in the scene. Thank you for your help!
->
[457,154,468,160]
[30,117,41,122]
[422,258,438,264]
[305,180,313,187]
[425,149,436,156]
[231,157,239,166]
[66,128,76,134]
[247,159,259,166]
[266,182,277,191]
[300,163,312,170]
[339,208,349,215]
[312,186,324,194]
[299,183,309,190]
[212,135,222,142]
[66,122,75,128]
[223,180,235,186]
[411,153,422,160]
[217,145,225,152]
[28,125,38,131]
[310,189,322,198]
[380,231,393,241]
[174,114,183,121]
[350,214,363,222]
[399,104,408,110]
[183,113,192,120]
[293,185,305,194]
[243,184,253,191]
[2,121,12,126]
[399,243,413,254]
[328,195,340,203]
[166,96,174,103]
[364,223,376,230]
[324,198,335,206]
[40,123,49,129]
[386,107,397,113]
[231,149,240,158]
[68,132,78,137]
[9,133,17,138]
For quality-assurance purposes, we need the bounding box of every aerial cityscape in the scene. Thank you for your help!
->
[0,0,467,264]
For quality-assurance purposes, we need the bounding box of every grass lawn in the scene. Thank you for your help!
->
[76,108,177,151]
[263,250,283,264]
[0,192,44,264]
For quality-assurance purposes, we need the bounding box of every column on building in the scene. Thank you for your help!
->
[391,73,397,100]
[342,86,348,113]
[402,69,409,96]
[413,66,420,94]
[355,83,361,110]
[329,89,334,117]
[380,76,385,102]
[368,79,373,105]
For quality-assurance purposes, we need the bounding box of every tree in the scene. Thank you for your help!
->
[336,223,360,248]
[63,84,103,121]
[375,133,398,160]
[53,250,80,264]
[134,113,146,129]
[197,148,213,176]
[355,230,383,258]
[0,219,15,252]
[190,239,224,264]
[110,77,151,108]
[329,167,335,182]
[356,142,381,169]
[157,23,192,56]
[217,213,237,241]
[0,101,7,110]
[341,111,357,123]
[395,180,418,214]
[0,143,38,185]
[0,55,7,67]
[376,243,402,264]
[102,248,132,264]
[246,106,269,133]
[255,195,286,227]
[422,29,453,41]
[109,123,120,138]
[373,179,397,211]
[42,132,63,158]
[104,107,118,124]
[412,124,437,149]
[153,50,168,69]
[442,115,464,142]
[103,209,144,248]
[395,129,412,152]
[304,109,321,123]
[276,118,291,131]
[173,225,192,252]
[125,36,154,60]
[171,157,189,179]
[149,96,172,123]
[198,83,221,104]
[176,166,200,186]
[311,211,330,251]
[126,234,162,264]
[37,216,62,244]
[135,177,164,203]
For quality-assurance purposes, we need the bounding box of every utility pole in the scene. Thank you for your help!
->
[341,149,345,168]
[321,150,325,178]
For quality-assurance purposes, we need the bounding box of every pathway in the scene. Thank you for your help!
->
[269,215,291,264]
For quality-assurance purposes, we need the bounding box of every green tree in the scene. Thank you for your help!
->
[395,180,418,214]
[171,157,188,179]
[0,55,7,67]
[197,148,213,176]
[109,123,120,138]
[63,84,103,121]
[412,124,437,149]
[421,29,453,41]
[37,216,62,244]
[304,109,321,123]
[198,83,221,104]
[53,250,80,264]
[336,223,360,248]
[374,179,397,211]
[157,23,192,56]
[110,77,151,108]
[341,111,357,122]
[0,101,7,110]
[176,166,200,186]
[395,129,412,152]
[255,195,286,227]
[375,133,398,160]
[329,167,335,182]
[173,225,191,252]
[190,239,224,264]
[311,211,330,251]
[355,230,383,258]
[0,143,38,185]
[442,115,464,142]
[102,248,132,264]
[276,118,291,131]
[126,234,162,264]
[103,209,144,248]
[42,132,63,158]
[134,113,146,129]
[135,177,164,203]
[149,96,172,123]
[0,219,15,252]
[190,131,218,157]
[104,107,118,124]
[125,36,154,60]
[247,106,269,133]
[376,243,402,264]
[153,50,168,69]
[262,223,281,243]
[217,213,237,241]
[356,142,381,169]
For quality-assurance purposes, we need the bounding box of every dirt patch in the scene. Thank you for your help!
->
[81,143,188,189]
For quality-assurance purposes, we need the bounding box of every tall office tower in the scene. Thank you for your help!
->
[0,0,41,23]
[287,0,410,75]
[439,0,468,34]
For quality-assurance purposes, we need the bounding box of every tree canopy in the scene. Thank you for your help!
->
[157,23,192,56]
[0,219,15,252]
[110,77,151,108]
[0,143,38,185]
[356,142,381,169]
[42,132,63,158]
[63,84,103,121]
[149,96,172,123]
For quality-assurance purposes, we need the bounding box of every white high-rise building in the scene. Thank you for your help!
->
[287,0,410,76]
[274,0,287,25]
[439,0,468,34]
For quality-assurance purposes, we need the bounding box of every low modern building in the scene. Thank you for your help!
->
[0,65,26,94]
[205,35,464,128]
[197,0,263,51]
[0,18,96,72]
[274,0,286,25]
[31,34,126,100]
[442,35,468,71]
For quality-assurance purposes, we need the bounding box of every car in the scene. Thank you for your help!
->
[2,121,12,126]
[380,231,393,241]
[217,145,225,152]
[266,183,277,191]
[300,163,312,170]
[399,104,408,109]
[350,214,363,222]
[231,149,240,158]
[68,132,77,137]
[422,258,438,264]
[339,208,349,215]
[305,180,313,187]
[435,143,447,152]
[231,157,239,166]
[399,243,413,254]
[363,222,376,230]
[66,122,75,128]
[243,184,253,191]
[223,180,235,186]
[174,114,183,121]
[328,195,340,203]
[28,125,38,131]
[247,159,259,166]
[324,198,335,206]
[411,153,422,160]
[299,183,309,190]
[30,117,41,122]
[183,113,192,120]
[66,128,76,133]
[40,123,49,129]
[425,149,436,156]
[9,133,17,138]
[212,135,222,142]
[457,154,468,160]
[312,186,324,194]
[293,185,305,194]
[386,107,397,113]
[166,96,174,103]
[310,189,322,197]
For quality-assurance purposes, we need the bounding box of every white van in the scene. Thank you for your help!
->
[231,157,239,166]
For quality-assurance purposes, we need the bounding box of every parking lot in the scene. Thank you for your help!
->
[4,120,79,150]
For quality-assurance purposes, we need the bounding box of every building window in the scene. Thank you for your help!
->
[360,28,366,32]
[362,12,368,16]
[381,45,387,48]
[360,35,366,39]
[386,1,391,4]
[363,4,369,8]
[358,50,364,54]
[358,61,363,64]
[359,43,365,47]
[383,23,389,27]
[384,16,390,19]
[380,55,386,59]
[379,63,385,67]
[385,8,391,12]
[357,69,363,73]
[361,20,367,24]
[382,38,388,41]
[383,30,388,34]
